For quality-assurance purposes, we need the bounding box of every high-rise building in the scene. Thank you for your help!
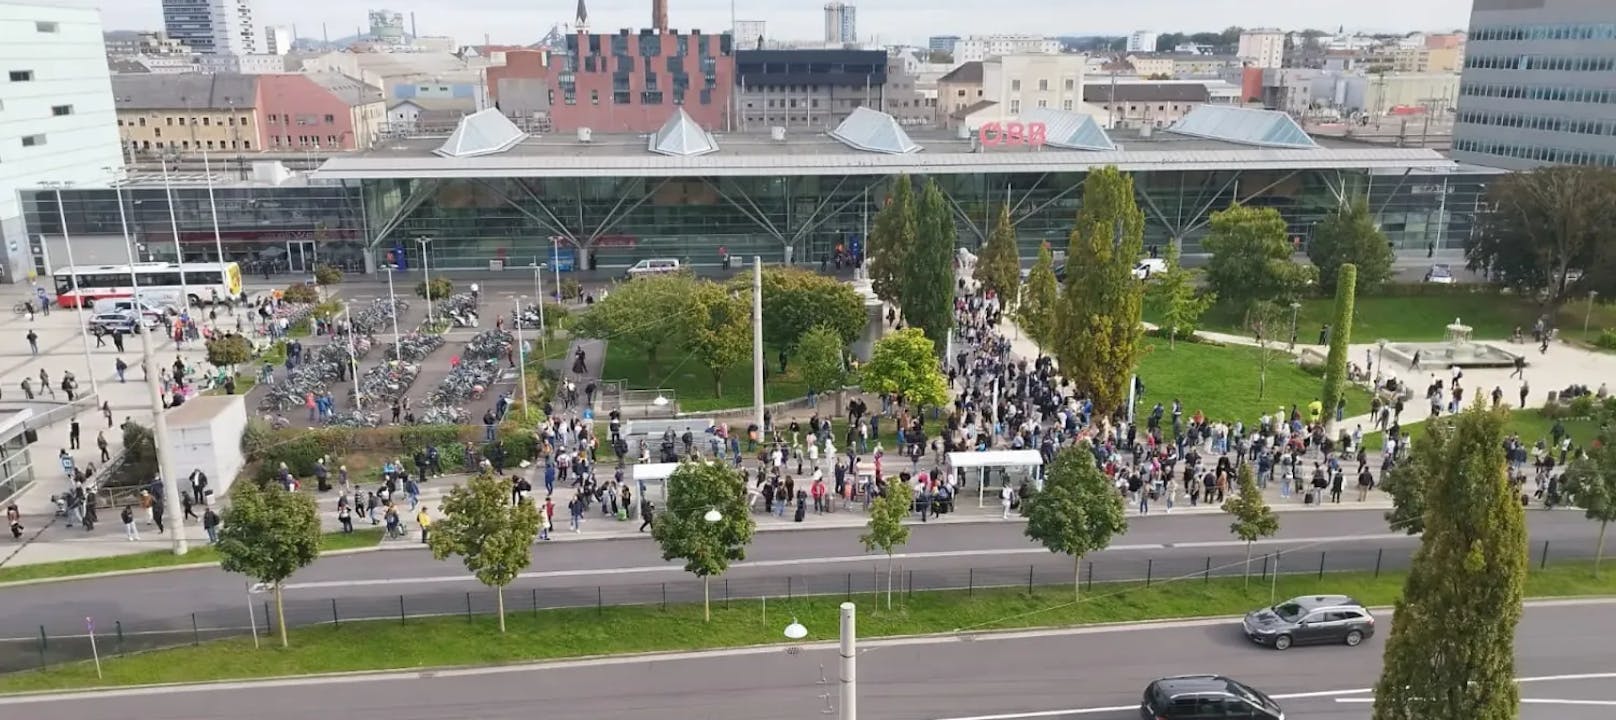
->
[162,0,257,55]
[734,20,766,50]
[0,2,125,282]
[368,9,405,44]
[1127,30,1158,53]
[1453,0,1616,169]
[264,24,290,55]
[823,2,855,45]
[929,36,960,55]
[1237,28,1285,68]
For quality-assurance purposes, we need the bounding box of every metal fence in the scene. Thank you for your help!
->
[0,537,1604,675]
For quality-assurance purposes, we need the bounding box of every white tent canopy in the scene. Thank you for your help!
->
[946,450,1045,508]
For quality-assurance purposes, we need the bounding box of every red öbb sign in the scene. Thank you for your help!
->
[979,121,1047,147]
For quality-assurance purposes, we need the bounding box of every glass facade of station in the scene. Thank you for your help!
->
[24,167,1492,275]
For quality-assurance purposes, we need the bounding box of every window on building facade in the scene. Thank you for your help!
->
[324,114,335,123]
[1011,79,1020,91]
[8,70,34,82]
[1038,100,1047,108]
[1010,100,1020,113]
[1063,99,1073,110]
[21,134,45,147]
[1038,79,1048,91]
[154,128,162,138]
[1065,78,1075,90]
[591,89,599,105]
[243,140,251,149]
[35,21,58,32]
[51,104,72,116]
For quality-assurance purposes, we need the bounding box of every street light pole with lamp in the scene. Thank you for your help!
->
[1289,301,1302,351]
[514,296,530,415]
[39,181,101,400]
[415,236,435,325]
[780,603,858,720]
[159,156,191,305]
[530,260,548,351]
[1586,290,1600,336]
[383,263,403,360]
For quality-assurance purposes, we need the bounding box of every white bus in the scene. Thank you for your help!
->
[51,262,244,309]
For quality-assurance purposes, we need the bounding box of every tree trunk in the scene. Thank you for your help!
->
[704,575,711,622]
[1597,521,1609,578]
[274,583,289,648]
[496,586,507,633]
[835,389,845,419]
[886,553,894,610]
[1244,541,1253,590]
[714,373,724,399]
[1073,554,1083,601]
[1168,327,1176,350]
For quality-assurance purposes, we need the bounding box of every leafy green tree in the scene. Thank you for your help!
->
[426,473,542,632]
[413,277,453,300]
[572,273,695,374]
[751,267,866,352]
[1052,166,1147,415]
[1144,244,1215,348]
[1222,463,1279,587]
[1023,444,1129,599]
[1372,404,1526,720]
[1203,204,1315,320]
[867,175,917,306]
[1015,243,1059,350]
[683,281,752,397]
[1320,264,1357,436]
[206,334,253,370]
[1561,442,1616,576]
[860,479,913,609]
[650,461,757,622]
[1468,166,1616,305]
[313,263,343,288]
[215,481,322,647]
[796,325,848,414]
[1307,197,1393,293]
[903,178,958,352]
[281,282,319,304]
[861,328,949,411]
[976,204,1021,301]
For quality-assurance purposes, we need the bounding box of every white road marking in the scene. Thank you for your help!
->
[1521,699,1616,706]
[277,533,1414,591]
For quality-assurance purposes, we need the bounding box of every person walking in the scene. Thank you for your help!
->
[120,505,140,542]
[638,498,654,532]
[6,504,21,540]
[68,418,81,450]
[416,506,432,544]
[96,431,109,463]
[182,492,197,521]
[151,497,166,534]
[202,506,220,544]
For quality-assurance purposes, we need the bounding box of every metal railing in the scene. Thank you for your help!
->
[0,537,1603,676]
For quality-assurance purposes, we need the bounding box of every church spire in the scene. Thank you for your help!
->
[575,0,589,32]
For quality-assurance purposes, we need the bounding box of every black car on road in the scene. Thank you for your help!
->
[1140,674,1284,720]
[1242,594,1376,651]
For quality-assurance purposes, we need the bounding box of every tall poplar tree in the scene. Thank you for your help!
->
[1052,167,1147,415]
[1320,263,1357,436]
[903,177,957,354]
[1016,243,1060,350]
[1372,404,1526,720]
[976,204,1022,301]
[867,175,916,307]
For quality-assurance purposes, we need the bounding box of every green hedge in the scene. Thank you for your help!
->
[244,422,541,486]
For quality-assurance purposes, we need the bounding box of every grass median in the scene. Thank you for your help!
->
[0,529,384,584]
[3,560,1613,693]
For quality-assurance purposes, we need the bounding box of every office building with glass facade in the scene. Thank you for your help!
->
[22,106,1491,275]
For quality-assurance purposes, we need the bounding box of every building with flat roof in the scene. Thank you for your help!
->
[1452,0,1616,169]
[162,0,257,55]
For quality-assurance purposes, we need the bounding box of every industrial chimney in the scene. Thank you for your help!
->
[652,0,668,32]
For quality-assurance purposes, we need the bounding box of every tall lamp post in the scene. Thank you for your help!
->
[159,156,191,306]
[201,151,229,268]
[514,296,530,415]
[752,256,764,437]
[1585,290,1600,335]
[530,260,548,351]
[40,181,101,400]
[1288,301,1302,351]
[383,263,403,360]
[415,236,435,325]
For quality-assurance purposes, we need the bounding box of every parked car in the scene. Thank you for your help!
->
[99,298,173,323]
[1242,595,1375,650]
[624,258,681,279]
[87,310,151,334]
[1133,258,1167,280]
[1423,264,1455,284]
[1018,263,1068,283]
[1140,675,1284,720]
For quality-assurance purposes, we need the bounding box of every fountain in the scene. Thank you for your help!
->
[1383,316,1522,370]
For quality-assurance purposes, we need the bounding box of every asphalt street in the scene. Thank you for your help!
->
[0,510,1603,647]
[3,599,1611,720]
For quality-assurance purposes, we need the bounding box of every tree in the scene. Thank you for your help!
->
[1144,243,1214,348]
[867,175,917,306]
[1320,263,1357,437]
[1561,442,1616,576]
[281,282,319,304]
[903,178,958,352]
[413,277,453,300]
[313,263,343,288]
[215,481,321,648]
[426,473,542,632]
[572,273,696,374]
[1221,463,1279,587]
[1203,204,1315,320]
[753,267,867,353]
[796,325,848,414]
[1015,243,1059,350]
[1468,166,1616,305]
[206,334,253,371]
[1372,404,1526,720]
[683,281,752,397]
[1307,197,1393,293]
[1023,444,1129,600]
[1052,166,1147,415]
[861,328,949,411]
[1247,302,1287,401]
[860,478,912,609]
[976,204,1021,302]
[650,461,756,622]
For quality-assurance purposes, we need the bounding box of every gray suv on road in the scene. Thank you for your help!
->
[1241,595,1375,651]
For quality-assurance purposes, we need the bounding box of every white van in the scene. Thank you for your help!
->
[624,258,682,279]
[1133,258,1168,280]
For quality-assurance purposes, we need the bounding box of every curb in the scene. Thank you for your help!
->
[0,545,383,590]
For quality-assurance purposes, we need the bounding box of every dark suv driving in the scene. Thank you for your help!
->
[1140,675,1284,720]
[1242,594,1376,651]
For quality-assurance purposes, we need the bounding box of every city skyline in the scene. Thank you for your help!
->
[39,0,1473,46]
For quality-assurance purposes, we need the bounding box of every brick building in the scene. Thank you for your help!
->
[516,28,735,133]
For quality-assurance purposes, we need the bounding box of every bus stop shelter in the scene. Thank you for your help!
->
[632,462,681,501]
[946,450,1045,508]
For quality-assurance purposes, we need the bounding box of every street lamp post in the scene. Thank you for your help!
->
[1289,301,1302,351]
[1585,291,1600,335]
[383,264,403,360]
[41,182,101,400]
[415,236,435,325]
[752,256,764,437]
[838,602,857,720]
[201,152,229,269]
[344,301,362,411]
[159,157,191,306]
[515,296,530,415]
[530,261,548,350]
[1376,339,1388,379]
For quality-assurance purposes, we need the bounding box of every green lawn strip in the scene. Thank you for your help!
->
[1152,294,1616,344]
[601,343,809,413]
[1361,409,1602,452]
[3,561,1612,693]
[1137,338,1373,427]
[0,529,384,584]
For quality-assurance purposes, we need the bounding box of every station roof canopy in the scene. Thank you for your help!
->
[1167,105,1320,149]
[828,107,922,154]
[648,108,719,157]
[1019,107,1116,152]
[434,108,529,158]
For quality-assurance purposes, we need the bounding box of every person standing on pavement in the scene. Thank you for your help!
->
[26,329,38,355]
[68,418,81,450]
[102,401,113,428]
[416,506,432,544]
[121,505,139,541]
[151,495,166,534]
[638,497,654,532]
[6,504,21,540]
[202,506,220,544]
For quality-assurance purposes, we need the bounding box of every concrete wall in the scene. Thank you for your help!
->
[164,395,246,499]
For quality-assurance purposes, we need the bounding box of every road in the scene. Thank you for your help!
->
[0,509,1603,646]
[3,599,1612,719]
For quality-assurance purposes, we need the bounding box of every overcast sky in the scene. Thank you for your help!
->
[54,0,1476,46]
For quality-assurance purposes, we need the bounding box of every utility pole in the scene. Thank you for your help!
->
[839,602,857,720]
[753,256,765,436]
[140,321,188,555]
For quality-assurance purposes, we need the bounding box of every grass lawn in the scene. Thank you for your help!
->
[4,561,1613,693]
[1363,408,1606,451]
[0,529,384,584]
[601,343,809,414]
[1158,294,1616,344]
[1136,337,1373,427]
